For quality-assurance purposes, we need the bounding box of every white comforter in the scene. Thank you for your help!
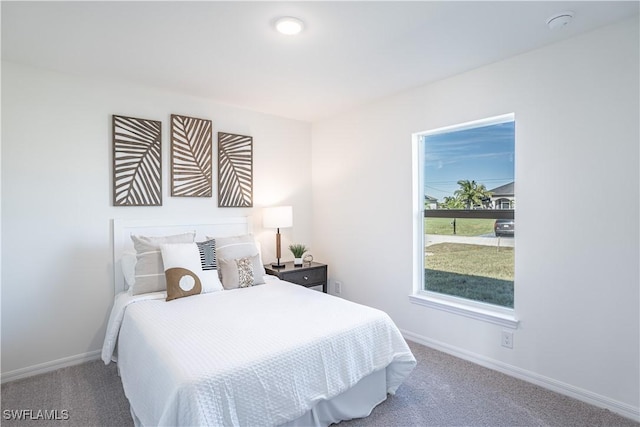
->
[102,279,416,426]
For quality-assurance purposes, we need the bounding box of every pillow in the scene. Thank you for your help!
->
[214,234,266,288]
[208,237,263,265]
[218,253,264,289]
[165,266,202,301]
[121,251,137,289]
[130,232,195,295]
[160,243,224,301]
[200,270,222,288]
[196,239,216,270]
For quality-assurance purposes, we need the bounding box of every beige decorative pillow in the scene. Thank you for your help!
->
[215,234,266,288]
[207,236,263,264]
[218,254,265,289]
[130,232,195,295]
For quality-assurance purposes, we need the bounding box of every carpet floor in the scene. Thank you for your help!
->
[1,340,637,426]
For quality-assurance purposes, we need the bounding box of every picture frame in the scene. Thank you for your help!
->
[171,114,213,197]
[112,114,162,206]
[218,132,253,207]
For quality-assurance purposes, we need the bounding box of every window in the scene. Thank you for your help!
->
[412,114,516,322]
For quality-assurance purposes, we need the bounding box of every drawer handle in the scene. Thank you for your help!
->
[303,275,309,281]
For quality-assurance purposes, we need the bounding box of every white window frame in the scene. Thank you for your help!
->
[410,114,519,329]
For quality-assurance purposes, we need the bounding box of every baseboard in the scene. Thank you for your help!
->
[1,350,101,384]
[401,329,640,423]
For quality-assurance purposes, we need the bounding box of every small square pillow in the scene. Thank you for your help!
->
[160,243,224,301]
[218,253,265,289]
[214,234,266,288]
[131,232,195,295]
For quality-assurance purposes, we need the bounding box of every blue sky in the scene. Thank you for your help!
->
[424,121,514,200]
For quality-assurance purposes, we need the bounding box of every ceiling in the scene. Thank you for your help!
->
[2,1,638,122]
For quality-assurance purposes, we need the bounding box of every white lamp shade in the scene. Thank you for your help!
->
[263,206,293,229]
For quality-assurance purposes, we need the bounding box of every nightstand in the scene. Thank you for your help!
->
[264,261,328,293]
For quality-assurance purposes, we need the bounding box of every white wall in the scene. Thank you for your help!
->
[312,18,639,418]
[1,62,313,377]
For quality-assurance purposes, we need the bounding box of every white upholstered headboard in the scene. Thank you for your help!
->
[112,217,252,295]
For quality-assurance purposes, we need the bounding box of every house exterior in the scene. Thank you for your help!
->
[489,182,514,209]
[424,195,438,209]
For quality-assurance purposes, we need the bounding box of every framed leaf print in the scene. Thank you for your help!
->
[112,115,162,206]
[218,132,253,207]
[171,114,213,197]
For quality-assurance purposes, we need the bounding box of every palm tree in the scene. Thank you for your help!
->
[454,180,493,209]
[441,196,464,209]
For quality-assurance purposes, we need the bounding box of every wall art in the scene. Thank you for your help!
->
[112,114,162,206]
[171,114,213,197]
[218,132,253,207]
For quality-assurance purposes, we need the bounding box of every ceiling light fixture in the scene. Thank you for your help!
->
[546,11,575,30]
[275,17,304,35]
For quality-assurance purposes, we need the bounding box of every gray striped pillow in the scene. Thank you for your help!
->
[196,239,216,270]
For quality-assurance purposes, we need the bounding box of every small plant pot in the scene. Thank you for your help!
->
[294,257,303,267]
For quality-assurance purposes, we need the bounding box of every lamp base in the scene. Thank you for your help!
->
[271,262,286,269]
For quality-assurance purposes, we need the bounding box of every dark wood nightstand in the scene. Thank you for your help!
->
[264,261,328,293]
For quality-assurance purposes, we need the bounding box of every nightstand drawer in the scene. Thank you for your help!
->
[264,262,328,293]
[282,268,326,286]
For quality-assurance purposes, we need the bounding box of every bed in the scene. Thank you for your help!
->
[102,217,416,426]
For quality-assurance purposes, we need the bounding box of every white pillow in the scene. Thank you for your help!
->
[199,270,222,289]
[121,251,137,289]
[160,243,223,300]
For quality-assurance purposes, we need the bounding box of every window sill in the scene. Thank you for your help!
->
[409,293,519,329]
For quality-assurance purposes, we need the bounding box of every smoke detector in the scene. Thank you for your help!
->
[546,11,575,30]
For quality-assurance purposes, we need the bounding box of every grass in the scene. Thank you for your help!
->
[425,243,514,308]
[425,218,494,236]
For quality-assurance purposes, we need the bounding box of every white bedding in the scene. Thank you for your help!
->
[102,279,416,426]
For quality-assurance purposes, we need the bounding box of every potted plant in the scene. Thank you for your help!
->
[289,244,308,267]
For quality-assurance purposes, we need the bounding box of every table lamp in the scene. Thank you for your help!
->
[263,206,293,268]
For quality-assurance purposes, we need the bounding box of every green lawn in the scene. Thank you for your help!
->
[425,218,494,236]
[425,242,514,308]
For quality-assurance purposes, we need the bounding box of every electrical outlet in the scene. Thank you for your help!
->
[501,331,513,349]
[334,281,342,294]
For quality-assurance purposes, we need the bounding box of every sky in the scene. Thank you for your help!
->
[424,120,515,201]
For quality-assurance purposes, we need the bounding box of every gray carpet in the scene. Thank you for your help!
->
[339,341,639,427]
[1,340,637,427]
[1,359,132,427]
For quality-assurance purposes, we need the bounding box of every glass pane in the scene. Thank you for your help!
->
[422,116,515,308]
[424,217,514,308]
